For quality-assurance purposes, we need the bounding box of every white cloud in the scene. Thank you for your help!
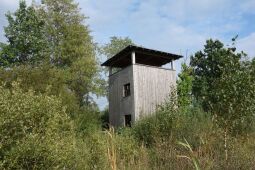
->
[237,32,255,58]
[1,0,19,7]
[1,0,253,56]
[161,0,233,21]
[126,0,209,53]
[80,0,248,49]
[78,0,133,43]
[241,0,255,13]
[80,0,254,74]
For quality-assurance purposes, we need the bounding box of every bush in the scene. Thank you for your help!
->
[0,82,76,169]
[0,82,254,169]
[132,103,255,169]
[74,106,102,135]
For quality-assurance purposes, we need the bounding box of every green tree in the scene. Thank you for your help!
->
[0,0,104,118]
[251,58,255,78]
[100,36,135,59]
[1,1,48,66]
[190,39,255,132]
[191,38,255,160]
[177,62,193,108]
[191,39,240,111]
[0,64,80,116]
[41,0,103,106]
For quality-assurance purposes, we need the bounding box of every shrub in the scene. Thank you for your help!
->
[0,82,76,169]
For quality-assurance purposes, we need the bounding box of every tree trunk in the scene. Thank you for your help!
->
[224,128,228,161]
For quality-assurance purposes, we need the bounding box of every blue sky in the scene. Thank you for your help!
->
[0,0,255,109]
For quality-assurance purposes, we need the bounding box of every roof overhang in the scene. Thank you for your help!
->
[101,45,183,68]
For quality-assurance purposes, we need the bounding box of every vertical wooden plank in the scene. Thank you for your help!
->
[133,64,176,118]
[109,64,176,127]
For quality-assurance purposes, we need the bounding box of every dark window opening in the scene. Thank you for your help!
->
[124,115,132,127]
[123,83,131,97]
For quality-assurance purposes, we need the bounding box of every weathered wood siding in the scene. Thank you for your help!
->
[133,64,176,119]
[109,64,176,127]
[109,65,135,127]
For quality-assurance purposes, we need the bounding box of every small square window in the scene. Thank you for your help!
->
[123,83,131,97]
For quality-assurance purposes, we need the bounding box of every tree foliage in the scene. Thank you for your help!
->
[190,39,255,134]
[41,0,103,105]
[1,1,48,66]
[177,62,193,108]
[0,64,80,116]
[100,36,134,59]
[0,0,104,108]
[0,83,76,169]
